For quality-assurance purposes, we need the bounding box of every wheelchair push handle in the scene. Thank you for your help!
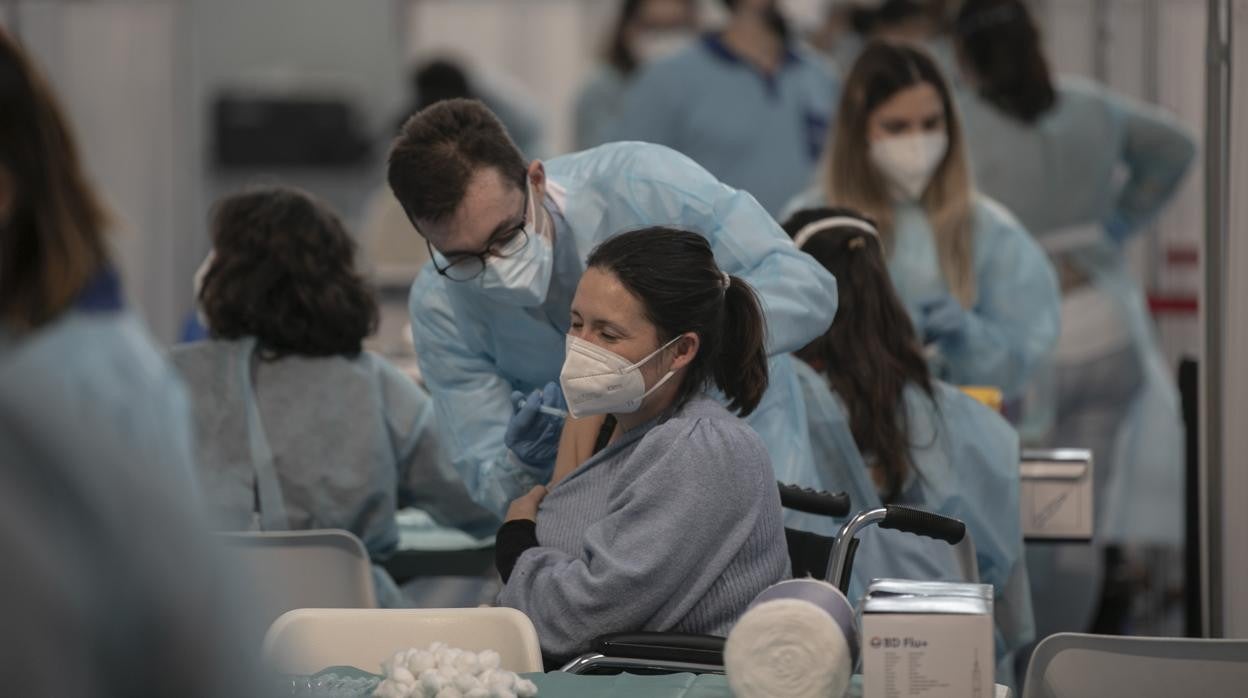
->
[878,505,966,545]
[827,506,967,594]
[777,483,851,518]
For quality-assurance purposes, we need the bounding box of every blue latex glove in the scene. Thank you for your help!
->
[919,294,969,346]
[504,381,567,471]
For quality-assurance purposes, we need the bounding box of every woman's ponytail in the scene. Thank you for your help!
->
[715,274,769,416]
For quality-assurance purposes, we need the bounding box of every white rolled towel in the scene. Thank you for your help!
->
[725,578,857,698]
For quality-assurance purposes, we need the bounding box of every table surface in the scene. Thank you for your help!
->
[303,667,1011,698]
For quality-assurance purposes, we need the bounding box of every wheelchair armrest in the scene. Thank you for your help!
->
[590,631,726,665]
[778,483,851,518]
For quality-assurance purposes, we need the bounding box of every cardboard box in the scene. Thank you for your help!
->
[862,581,994,698]
[1020,449,1094,541]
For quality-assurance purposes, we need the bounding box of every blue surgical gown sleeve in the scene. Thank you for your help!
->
[1102,92,1198,241]
[610,144,839,355]
[943,199,1060,397]
[378,360,500,538]
[408,277,549,518]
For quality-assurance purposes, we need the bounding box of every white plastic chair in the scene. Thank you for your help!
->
[262,608,543,675]
[1022,632,1248,698]
[217,529,378,633]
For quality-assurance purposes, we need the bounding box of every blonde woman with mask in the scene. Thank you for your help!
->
[787,41,1059,400]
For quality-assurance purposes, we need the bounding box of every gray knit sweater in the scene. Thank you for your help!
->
[497,395,789,659]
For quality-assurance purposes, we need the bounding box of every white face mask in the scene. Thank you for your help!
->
[632,30,694,65]
[869,132,949,201]
[192,250,215,328]
[559,333,683,419]
[476,181,554,307]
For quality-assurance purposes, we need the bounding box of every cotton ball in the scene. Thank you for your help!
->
[408,650,436,675]
[453,652,480,676]
[477,650,501,672]
[464,689,490,698]
[453,672,483,693]
[436,688,464,698]
[420,668,448,694]
[513,678,538,698]
[489,689,516,698]
[391,667,417,686]
[481,670,512,692]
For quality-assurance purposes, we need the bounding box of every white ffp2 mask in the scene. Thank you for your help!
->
[559,334,682,419]
[477,181,554,307]
[869,132,948,201]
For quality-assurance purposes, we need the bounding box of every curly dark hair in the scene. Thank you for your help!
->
[198,186,378,359]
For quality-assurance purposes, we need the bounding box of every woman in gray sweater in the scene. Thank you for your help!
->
[495,227,790,661]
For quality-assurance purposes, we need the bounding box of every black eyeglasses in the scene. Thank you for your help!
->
[426,188,531,282]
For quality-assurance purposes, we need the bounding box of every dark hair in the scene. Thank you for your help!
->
[199,187,378,360]
[608,0,648,75]
[586,227,768,416]
[413,59,473,110]
[720,0,790,40]
[394,58,475,133]
[954,0,1056,123]
[0,29,111,332]
[387,98,528,226]
[857,0,941,36]
[784,207,934,503]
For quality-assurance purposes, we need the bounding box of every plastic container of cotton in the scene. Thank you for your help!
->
[372,643,538,698]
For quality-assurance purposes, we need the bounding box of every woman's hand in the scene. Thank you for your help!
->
[505,485,548,522]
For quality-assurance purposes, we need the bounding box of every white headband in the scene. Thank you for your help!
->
[792,216,879,250]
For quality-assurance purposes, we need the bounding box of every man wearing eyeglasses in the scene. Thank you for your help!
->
[388,98,837,517]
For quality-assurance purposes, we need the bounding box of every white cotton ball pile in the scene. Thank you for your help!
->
[371,644,539,698]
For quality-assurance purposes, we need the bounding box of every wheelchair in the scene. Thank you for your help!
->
[559,482,967,675]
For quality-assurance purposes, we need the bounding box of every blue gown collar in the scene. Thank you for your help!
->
[701,32,801,71]
[73,266,124,313]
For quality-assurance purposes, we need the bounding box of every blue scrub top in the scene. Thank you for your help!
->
[609,34,839,215]
[0,267,201,499]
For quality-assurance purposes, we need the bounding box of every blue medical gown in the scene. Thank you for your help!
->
[573,65,629,151]
[0,292,262,695]
[409,142,839,517]
[786,360,1033,683]
[0,269,199,496]
[786,190,1060,399]
[609,35,838,215]
[958,77,1197,543]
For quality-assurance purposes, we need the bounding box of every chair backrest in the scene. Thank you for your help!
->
[1022,632,1248,698]
[217,529,378,633]
[262,608,544,675]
